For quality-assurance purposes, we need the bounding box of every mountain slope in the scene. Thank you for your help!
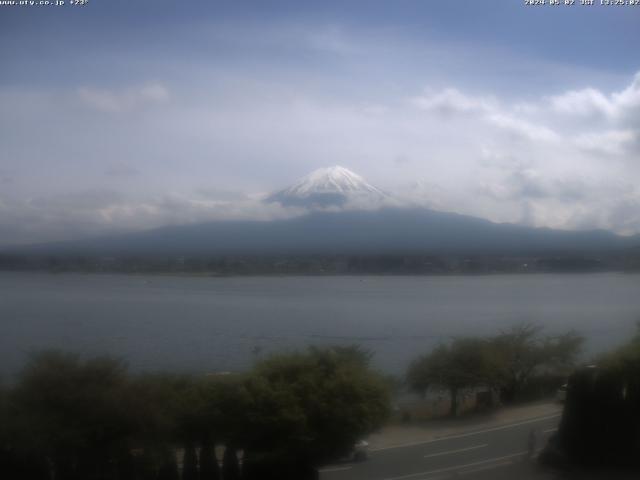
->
[12,207,638,257]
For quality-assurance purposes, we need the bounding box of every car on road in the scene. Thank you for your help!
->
[345,440,369,462]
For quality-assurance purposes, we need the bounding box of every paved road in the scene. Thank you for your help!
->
[320,413,560,480]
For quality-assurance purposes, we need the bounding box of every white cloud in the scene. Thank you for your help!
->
[485,113,559,142]
[574,129,637,156]
[0,189,301,246]
[550,72,640,125]
[550,88,614,118]
[412,88,494,115]
[613,72,640,124]
[401,72,640,233]
[2,67,640,245]
[413,87,559,142]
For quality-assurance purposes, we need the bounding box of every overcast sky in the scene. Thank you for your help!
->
[1,0,639,245]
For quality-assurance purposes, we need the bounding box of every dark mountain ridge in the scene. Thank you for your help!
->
[5,207,638,258]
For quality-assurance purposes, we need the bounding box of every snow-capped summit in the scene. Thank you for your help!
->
[266,166,389,208]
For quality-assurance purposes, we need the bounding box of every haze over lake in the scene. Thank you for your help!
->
[1,272,639,379]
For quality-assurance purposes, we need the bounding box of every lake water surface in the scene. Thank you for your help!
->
[1,272,639,378]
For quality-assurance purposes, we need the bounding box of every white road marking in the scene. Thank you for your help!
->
[458,460,513,475]
[319,466,353,473]
[423,443,488,459]
[370,413,560,452]
[382,451,527,480]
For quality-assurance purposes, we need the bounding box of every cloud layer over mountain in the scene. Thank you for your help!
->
[1,2,639,245]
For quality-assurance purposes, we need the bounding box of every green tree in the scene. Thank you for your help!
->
[198,439,220,480]
[182,441,198,480]
[156,447,179,480]
[127,372,217,479]
[598,322,640,381]
[554,326,640,467]
[240,346,390,476]
[221,446,240,480]
[407,338,496,416]
[11,351,135,480]
[128,373,195,440]
[0,382,50,480]
[198,374,247,445]
[491,325,583,402]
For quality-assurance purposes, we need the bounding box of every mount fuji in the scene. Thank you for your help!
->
[5,166,639,260]
[266,166,390,208]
